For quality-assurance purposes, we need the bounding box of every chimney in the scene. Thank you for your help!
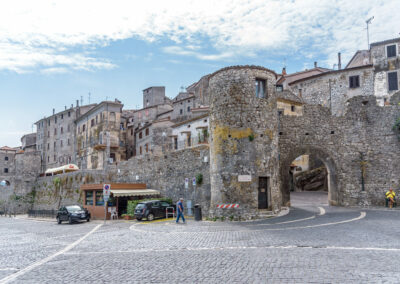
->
[71,104,73,109]
[76,100,79,107]
[314,61,317,68]
[65,106,67,110]
[282,67,287,75]
[338,52,342,70]
[53,108,55,115]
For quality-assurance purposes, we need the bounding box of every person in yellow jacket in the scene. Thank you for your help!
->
[385,188,396,208]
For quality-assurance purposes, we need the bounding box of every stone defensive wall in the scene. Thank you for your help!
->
[208,65,400,219]
[14,145,211,214]
[3,65,400,220]
[279,95,400,207]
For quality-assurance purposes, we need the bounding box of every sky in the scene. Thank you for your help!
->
[0,0,399,147]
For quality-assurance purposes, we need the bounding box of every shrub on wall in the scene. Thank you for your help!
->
[196,173,203,185]
[393,117,400,141]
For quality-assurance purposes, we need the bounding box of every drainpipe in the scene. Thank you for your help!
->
[329,79,332,112]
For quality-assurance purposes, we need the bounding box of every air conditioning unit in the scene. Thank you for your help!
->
[108,158,114,164]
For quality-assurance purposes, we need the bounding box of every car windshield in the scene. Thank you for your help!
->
[136,203,146,209]
[66,205,83,212]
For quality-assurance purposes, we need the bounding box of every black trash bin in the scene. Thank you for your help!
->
[194,204,202,221]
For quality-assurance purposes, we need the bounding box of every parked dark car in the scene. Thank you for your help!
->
[56,205,91,224]
[135,200,174,221]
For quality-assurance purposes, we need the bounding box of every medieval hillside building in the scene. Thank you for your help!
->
[2,37,400,218]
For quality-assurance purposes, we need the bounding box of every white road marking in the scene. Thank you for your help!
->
[252,211,366,231]
[64,242,400,255]
[0,224,102,284]
[246,215,316,226]
[318,207,326,215]
[130,211,366,233]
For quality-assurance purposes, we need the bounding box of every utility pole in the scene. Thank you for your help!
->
[366,16,374,49]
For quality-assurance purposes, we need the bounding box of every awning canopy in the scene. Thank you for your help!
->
[110,189,160,197]
[45,164,79,174]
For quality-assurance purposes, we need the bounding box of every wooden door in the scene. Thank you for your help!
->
[258,177,269,209]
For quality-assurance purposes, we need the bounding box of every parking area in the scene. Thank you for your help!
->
[1,194,400,283]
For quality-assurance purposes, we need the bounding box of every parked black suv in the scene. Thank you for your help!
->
[56,205,91,224]
[135,200,174,221]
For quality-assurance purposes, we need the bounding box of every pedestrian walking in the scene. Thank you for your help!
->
[176,198,186,224]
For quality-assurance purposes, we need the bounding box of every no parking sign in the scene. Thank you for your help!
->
[103,184,111,201]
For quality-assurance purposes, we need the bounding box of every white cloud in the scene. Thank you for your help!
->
[0,0,399,72]
[163,46,235,61]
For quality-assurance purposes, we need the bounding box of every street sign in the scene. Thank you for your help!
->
[103,184,111,224]
[103,184,111,197]
[185,178,189,189]
[192,177,196,186]
[103,184,111,202]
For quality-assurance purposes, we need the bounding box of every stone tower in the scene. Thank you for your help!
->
[208,66,282,219]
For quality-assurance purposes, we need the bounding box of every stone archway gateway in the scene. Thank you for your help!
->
[207,65,400,219]
[279,146,338,207]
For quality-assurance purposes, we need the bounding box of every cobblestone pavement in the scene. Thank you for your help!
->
[1,192,400,283]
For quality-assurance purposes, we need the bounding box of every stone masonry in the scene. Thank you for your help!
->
[4,59,400,219]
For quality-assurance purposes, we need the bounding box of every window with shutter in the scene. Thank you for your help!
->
[388,72,398,91]
[387,45,397,58]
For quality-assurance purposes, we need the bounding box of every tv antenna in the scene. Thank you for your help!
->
[366,16,374,49]
[88,92,91,104]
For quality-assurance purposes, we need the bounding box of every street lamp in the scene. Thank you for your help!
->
[366,16,374,49]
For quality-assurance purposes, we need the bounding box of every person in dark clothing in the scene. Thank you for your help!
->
[176,198,186,224]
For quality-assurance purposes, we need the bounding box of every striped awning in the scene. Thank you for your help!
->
[110,189,160,197]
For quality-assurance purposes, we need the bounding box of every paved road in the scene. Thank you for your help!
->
[1,192,400,283]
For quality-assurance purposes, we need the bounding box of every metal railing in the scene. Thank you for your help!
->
[28,209,57,218]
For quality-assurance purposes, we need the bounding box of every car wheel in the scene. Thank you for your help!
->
[136,218,142,221]
[86,218,90,222]
[57,217,61,224]
[147,213,154,221]
[68,216,73,224]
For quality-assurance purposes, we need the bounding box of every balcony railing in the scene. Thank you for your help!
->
[170,136,209,151]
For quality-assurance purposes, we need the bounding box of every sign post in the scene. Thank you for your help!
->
[192,177,196,204]
[103,184,111,224]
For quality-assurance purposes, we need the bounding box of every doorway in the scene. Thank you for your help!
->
[258,177,269,209]
[280,147,337,207]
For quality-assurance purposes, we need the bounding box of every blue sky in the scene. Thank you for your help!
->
[1,0,399,147]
